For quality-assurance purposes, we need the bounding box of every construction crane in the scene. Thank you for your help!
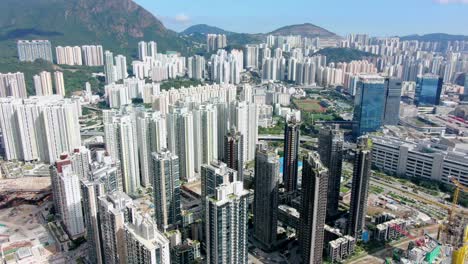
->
[448,177,468,264]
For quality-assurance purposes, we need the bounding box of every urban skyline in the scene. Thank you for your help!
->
[0,1,467,263]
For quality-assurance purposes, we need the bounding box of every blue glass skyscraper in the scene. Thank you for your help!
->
[352,75,385,138]
[415,74,443,106]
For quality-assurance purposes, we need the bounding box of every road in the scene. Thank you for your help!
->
[371,177,468,216]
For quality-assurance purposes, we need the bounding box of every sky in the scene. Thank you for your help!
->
[134,0,468,36]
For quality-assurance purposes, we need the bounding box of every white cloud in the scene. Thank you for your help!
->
[174,13,191,24]
[434,0,468,4]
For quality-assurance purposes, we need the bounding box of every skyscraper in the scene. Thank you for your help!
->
[104,50,116,84]
[224,128,244,181]
[231,101,258,162]
[54,71,65,96]
[206,34,227,52]
[352,74,386,137]
[0,96,80,163]
[136,110,167,187]
[201,160,237,201]
[205,182,248,264]
[81,153,123,264]
[253,143,279,250]
[187,55,206,80]
[82,45,104,66]
[415,74,443,107]
[104,115,140,195]
[17,40,53,62]
[125,212,171,264]
[42,99,82,163]
[348,136,372,237]
[167,106,196,182]
[300,152,328,264]
[382,77,402,125]
[0,72,27,98]
[152,150,181,231]
[114,55,128,81]
[283,113,300,193]
[99,191,133,264]
[50,154,85,238]
[34,71,53,96]
[318,125,344,219]
[244,44,259,69]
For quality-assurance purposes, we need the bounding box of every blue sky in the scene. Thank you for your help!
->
[135,0,468,36]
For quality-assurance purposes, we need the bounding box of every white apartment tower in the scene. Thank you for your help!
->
[125,212,171,264]
[51,155,86,238]
[167,106,196,182]
[99,192,133,264]
[0,72,27,98]
[104,115,140,196]
[54,71,65,96]
[34,71,53,96]
[205,181,248,264]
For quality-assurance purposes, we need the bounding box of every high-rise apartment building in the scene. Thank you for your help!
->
[54,71,65,96]
[136,110,167,187]
[104,115,140,195]
[0,72,27,98]
[0,96,80,162]
[81,153,122,264]
[382,77,402,125]
[17,40,53,62]
[104,50,116,84]
[50,154,86,238]
[244,44,259,69]
[55,46,83,65]
[300,152,328,264]
[415,74,443,107]
[82,45,104,66]
[283,112,300,193]
[167,106,196,182]
[231,101,258,162]
[138,41,158,60]
[114,55,128,81]
[125,212,171,264]
[206,34,227,52]
[348,136,372,237]
[34,71,53,96]
[42,99,82,163]
[352,74,386,137]
[224,128,244,181]
[318,125,344,219]
[205,181,248,264]
[99,191,133,264]
[253,143,279,250]
[152,150,181,231]
[187,55,205,80]
[201,160,237,201]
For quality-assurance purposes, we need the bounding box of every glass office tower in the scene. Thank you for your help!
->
[352,75,385,138]
[415,74,443,106]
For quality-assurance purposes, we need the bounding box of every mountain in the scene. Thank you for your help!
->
[400,33,468,42]
[268,23,341,39]
[0,0,194,58]
[182,24,233,35]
